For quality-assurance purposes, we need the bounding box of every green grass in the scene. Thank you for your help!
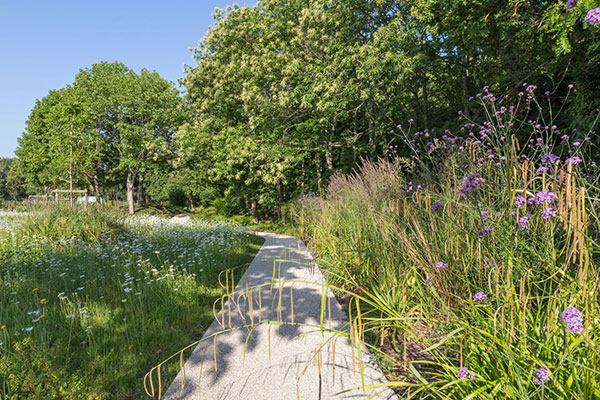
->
[0,209,263,399]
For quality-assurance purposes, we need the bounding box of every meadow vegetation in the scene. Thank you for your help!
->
[294,87,599,399]
[0,207,263,399]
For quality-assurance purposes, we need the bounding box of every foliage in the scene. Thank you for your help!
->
[294,86,599,398]
[11,61,184,213]
[173,0,600,219]
[0,159,13,200]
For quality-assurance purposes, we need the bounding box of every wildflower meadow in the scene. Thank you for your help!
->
[0,207,262,398]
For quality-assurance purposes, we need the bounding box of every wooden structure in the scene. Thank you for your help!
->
[51,189,88,207]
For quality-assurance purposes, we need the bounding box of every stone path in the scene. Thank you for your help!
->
[163,232,395,400]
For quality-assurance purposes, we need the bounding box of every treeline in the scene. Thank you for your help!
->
[10,0,600,218]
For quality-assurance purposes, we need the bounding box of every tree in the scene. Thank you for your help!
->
[13,62,183,213]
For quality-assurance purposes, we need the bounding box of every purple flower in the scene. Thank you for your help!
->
[541,153,559,165]
[565,156,582,165]
[536,166,549,175]
[534,190,557,205]
[473,292,487,302]
[532,366,550,385]
[542,207,556,220]
[435,261,448,270]
[514,195,526,208]
[460,174,486,195]
[565,0,577,9]
[477,227,493,237]
[432,202,443,211]
[561,306,584,335]
[457,367,469,379]
[425,277,433,285]
[464,174,486,189]
[584,7,600,25]
[518,216,530,230]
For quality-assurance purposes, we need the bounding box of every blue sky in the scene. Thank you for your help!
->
[0,0,256,158]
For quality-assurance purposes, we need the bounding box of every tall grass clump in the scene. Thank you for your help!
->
[17,204,125,242]
[294,85,600,399]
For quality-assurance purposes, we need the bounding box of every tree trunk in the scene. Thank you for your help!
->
[276,180,283,219]
[462,62,471,118]
[188,193,195,211]
[316,155,323,192]
[137,173,146,206]
[325,143,334,171]
[368,88,376,155]
[422,78,431,132]
[93,174,100,197]
[250,199,258,224]
[126,170,135,215]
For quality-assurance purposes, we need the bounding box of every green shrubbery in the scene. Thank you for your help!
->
[294,88,599,399]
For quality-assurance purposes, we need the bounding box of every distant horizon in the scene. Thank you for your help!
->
[0,0,256,158]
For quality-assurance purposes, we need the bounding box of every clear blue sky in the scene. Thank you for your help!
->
[0,0,256,158]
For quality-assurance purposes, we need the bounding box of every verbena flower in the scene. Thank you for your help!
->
[532,366,550,385]
[435,261,448,269]
[565,0,577,9]
[473,292,487,301]
[534,190,557,205]
[425,277,433,285]
[432,202,443,211]
[541,207,556,220]
[514,195,526,208]
[477,227,493,237]
[457,366,469,379]
[460,174,485,195]
[565,156,582,165]
[536,166,549,174]
[541,153,559,164]
[561,306,584,335]
[584,7,600,25]
[518,216,530,230]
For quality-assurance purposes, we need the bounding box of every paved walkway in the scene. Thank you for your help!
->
[164,232,395,400]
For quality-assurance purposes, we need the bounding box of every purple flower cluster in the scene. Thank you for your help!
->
[473,292,487,302]
[534,190,557,205]
[518,216,530,230]
[565,0,577,9]
[565,156,582,166]
[584,7,600,25]
[457,366,475,380]
[541,153,560,165]
[514,195,526,208]
[460,174,486,195]
[536,166,549,175]
[424,277,433,285]
[435,261,448,270]
[541,207,556,220]
[477,226,493,237]
[561,306,584,335]
[432,202,443,212]
[532,366,550,385]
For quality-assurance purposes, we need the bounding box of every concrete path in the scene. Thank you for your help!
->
[163,232,395,400]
